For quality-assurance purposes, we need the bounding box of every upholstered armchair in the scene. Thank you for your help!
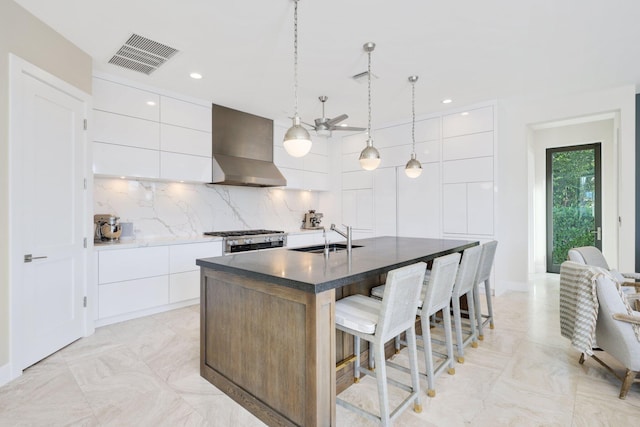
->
[559,261,640,399]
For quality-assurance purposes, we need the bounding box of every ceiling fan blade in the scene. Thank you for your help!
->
[301,120,317,129]
[326,114,348,127]
[330,125,366,132]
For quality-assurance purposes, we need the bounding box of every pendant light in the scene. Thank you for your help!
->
[359,42,381,171]
[405,75,423,178]
[283,0,312,158]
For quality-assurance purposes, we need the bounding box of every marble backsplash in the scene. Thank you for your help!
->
[94,178,321,238]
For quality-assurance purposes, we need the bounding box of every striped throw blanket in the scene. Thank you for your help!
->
[559,261,600,355]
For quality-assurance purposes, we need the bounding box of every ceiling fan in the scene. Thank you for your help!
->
[306,96,365,137]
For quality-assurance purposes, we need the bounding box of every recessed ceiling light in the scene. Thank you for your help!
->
[120,176,126,179]
[442,99,452,104]
[461,111,469,116]
[146,101,156,106]
[190,72,203,79]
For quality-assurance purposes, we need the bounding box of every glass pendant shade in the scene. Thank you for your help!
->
[359,138,381,171]
[284,116,312,157]
[405,153,423,178]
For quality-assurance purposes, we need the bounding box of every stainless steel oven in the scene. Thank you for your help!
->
[203,229,287,254]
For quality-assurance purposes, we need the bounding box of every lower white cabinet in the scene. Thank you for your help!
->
[96,240,222,325]
[99,276,169,319]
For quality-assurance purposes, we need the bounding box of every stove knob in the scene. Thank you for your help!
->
[264,237,272,242]
[245,239,252,244]
[278,236,285,241]
[229,240,237,245]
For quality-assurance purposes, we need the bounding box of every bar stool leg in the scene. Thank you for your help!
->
[484,278,495,329]
[443,302,455,375]
[474,283,484,340]
[374,338,391,425]
[452,296,464,363]
[354,335,361,383]
[406,325,423,413]
[420,314,436,397]
[467,290,479,349]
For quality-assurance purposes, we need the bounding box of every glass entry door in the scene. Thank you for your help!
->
[546,143,602,273]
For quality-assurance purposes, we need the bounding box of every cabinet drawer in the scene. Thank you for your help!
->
[98,276,169,319]
[98,246,169,284]
[169,271,200,303]
[169,242,223,274]
[93,142,160,179]
[93,77,159,121]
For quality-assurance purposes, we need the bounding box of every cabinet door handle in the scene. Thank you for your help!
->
[24,254,47,263]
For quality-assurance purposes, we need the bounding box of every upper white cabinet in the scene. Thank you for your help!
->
[442,106,493,138]
[92,75,212,183]
[93,77,159,121]
[340,101,496,241]
[160,96,211,132]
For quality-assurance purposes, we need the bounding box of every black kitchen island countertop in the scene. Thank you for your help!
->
[196,236,478,294]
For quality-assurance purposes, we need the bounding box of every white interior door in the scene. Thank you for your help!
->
[10,56,88,371]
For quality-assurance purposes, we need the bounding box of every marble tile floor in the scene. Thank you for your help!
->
[1,273,639,426]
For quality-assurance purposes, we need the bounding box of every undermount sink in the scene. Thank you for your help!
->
[288,243,363,254]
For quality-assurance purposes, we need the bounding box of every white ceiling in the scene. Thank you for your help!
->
[14,0,640,128]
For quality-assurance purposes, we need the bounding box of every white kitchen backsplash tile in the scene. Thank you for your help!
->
[94,178,319,238]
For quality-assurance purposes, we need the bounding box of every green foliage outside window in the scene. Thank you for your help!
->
[551,149,596,265]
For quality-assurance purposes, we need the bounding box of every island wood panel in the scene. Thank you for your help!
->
[200,268,335,427]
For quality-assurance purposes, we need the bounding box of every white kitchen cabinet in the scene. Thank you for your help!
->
[93,142,160,179]
[397,163,440,238]
[99,276,169,319]
[443,131,493,161]
[443,183,467,234]
[273,125,329,191]
[304,171,329,191]
[342,189,373,232]
[160,152,211,183]
[93,77,159,121]
[160,123,212,157]
[96,240,223,325]
[169,241,223,273]
[342,170,373,190]
[467,182,494,235]
[93,110,160,150]
[169,271,200,303]
[374,167,397,236]
[373,123,410,149]
[442,157,493,183]
[160,96,211,132]
[98,246,169,284]
[341,132,367,155]
[442,106,493,138]
[414,117,441,142]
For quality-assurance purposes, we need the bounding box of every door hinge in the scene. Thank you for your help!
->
[83,119,87,130]
[83,237,87,248]
[83,296,87,308]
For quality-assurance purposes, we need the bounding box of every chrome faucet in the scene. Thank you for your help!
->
[330,223,353,253]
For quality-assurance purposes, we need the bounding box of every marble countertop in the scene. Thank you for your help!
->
[196,236,478,294]
[93,235,223,251]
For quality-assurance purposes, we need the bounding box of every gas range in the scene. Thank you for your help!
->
[203,229,287,254]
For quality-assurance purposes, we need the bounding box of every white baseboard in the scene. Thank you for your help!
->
[94,298,199,328]
[495,279,528,296]
[0,362,13,388]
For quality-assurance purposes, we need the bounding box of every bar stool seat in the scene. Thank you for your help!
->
[336,262,426,426]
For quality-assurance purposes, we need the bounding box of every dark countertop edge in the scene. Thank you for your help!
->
[196,240,478,294]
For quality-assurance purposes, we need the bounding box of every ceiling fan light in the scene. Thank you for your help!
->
[405,155,423,178]
[359,141,381,171]
[284,117,312,157]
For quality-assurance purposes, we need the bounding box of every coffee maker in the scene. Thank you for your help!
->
[94,214,122,242]
[302,210,323,230]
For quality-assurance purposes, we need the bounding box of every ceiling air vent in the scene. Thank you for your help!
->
[351,70,378,84]
[108,34,178,75]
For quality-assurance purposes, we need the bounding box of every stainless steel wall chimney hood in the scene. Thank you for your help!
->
[209,104,286,187]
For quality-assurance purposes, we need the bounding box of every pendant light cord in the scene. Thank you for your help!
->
[411,79,416,155]
[293,0,299,117]
[367,48,372,144]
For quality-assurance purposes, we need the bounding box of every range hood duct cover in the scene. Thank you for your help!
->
[209,104,286,187]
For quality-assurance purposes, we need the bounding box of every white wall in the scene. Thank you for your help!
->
[498,85,635,293]
[532,118,616,272]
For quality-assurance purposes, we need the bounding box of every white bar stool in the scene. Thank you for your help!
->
[335,262,426,426]
[450,245,482,363]
[473,241,498,340]
[371,253,461,397]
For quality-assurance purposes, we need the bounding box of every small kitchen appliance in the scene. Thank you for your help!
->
[302,210,323,230]
[94,214,122,242]
[203,229,287,254]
